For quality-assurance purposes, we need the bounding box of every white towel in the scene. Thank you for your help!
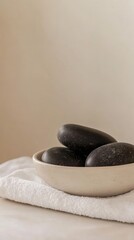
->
[0,157,134,223]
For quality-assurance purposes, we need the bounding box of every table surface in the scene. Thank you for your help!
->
[0,198,134,240]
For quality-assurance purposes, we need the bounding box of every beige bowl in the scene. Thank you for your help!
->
[33,150,134,197]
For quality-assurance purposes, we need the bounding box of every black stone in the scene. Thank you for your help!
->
[41,147,85,167]
[85,142,134,167]
[57,124,117,157]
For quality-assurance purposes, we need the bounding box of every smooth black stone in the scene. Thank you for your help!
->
[85,142,134,167]
[41,147,85,167]
[57,124,117,156]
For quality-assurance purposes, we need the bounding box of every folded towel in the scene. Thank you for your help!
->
[0,157,134,223]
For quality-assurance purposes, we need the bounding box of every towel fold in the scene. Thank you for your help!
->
[0,157,134,223]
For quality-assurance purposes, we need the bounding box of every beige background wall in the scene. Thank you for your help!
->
[0,0,134,162]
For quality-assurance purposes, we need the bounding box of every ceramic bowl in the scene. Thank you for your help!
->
[33,150,134,197]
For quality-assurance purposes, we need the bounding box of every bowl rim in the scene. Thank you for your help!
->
[33,149,134,170]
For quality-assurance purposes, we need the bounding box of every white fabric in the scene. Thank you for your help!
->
[0,157,134,224]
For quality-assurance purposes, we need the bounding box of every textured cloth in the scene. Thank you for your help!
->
[0,157,134,223]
